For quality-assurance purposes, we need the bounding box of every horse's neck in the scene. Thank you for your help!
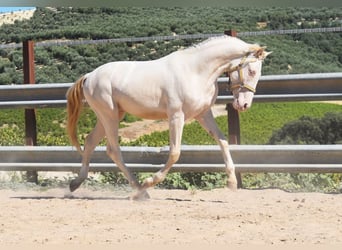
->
[187,38,248,77]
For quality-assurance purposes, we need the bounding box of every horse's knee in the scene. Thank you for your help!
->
[169,149,181,164]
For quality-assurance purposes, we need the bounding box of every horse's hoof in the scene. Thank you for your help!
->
[227,181,238,191]
[130,189,151,201]
[69,179,82,192]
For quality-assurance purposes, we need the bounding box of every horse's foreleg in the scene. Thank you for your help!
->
[70,121,105,192]
[196,110,238,190]
[135,111,184,198]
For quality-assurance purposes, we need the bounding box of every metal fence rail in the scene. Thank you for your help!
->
[0,145,341,173]
[1,72,342,109]
[0,72,341,175]
[1,26,341,49]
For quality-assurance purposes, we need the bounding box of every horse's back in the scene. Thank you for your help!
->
[83,59,171,119]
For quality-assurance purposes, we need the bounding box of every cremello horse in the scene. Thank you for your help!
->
[66,35,271,199]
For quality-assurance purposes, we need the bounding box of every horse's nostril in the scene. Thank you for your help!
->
[243,103,248,109]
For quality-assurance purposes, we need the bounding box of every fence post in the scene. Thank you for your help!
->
[23,40,38,183]
[224,30,243,188]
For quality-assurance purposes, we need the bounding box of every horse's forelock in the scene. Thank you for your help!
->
[253,47,264,58]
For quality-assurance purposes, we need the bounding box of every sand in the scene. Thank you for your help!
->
[0,187,341,246]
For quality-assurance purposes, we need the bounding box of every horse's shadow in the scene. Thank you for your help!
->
[10,195,228,203]
[10,195,130,201]
[163,197,226,203]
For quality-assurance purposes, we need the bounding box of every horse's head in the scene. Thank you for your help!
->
[227,47,271,111]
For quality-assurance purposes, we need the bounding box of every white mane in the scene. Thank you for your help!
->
[186,35,239,51]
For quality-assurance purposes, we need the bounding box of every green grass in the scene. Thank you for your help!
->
[1,102,341,147]
[239,102,342,144]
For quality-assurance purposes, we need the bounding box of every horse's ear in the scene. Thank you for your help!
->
[263,51,273,58]
[254,47,272,60]
[246,45,272,59]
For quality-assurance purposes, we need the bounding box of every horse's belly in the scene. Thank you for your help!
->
[129,110,168,120]
[132,109,168,120]
[119,100,168,120]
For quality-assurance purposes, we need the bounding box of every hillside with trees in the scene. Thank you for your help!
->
[0,7,341,84]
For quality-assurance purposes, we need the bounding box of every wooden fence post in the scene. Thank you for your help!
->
[224,30,243,188]
[23,40,38,183]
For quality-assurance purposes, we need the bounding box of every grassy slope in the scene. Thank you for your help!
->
[1,102,342,147]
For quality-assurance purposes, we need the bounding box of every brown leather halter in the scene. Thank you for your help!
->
[226,53,257,93]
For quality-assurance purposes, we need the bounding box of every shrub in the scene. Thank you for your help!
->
[0,126,24,145]
[269,112,342,144]
[258,112,342,192]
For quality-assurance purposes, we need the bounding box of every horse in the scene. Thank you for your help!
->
[66,35,271,199]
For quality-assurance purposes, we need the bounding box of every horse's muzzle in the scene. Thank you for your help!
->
[233,100,250,112]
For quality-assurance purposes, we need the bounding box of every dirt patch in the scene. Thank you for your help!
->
[0,187,341,246]
[119,119,169,143]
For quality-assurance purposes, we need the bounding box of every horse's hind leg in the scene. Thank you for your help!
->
[70,120,105,192]
[97,110,147,198]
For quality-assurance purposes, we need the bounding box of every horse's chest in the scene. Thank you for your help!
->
[192,82,217,104]
[183,84,217,117]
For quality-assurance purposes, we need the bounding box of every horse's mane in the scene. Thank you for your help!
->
[185,35,238,51]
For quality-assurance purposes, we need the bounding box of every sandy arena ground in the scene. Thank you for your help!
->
[0,187,341,246]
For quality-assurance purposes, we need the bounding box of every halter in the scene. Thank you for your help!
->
[226,53,257,93]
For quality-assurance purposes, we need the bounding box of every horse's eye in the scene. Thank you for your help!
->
[248,69,256,76]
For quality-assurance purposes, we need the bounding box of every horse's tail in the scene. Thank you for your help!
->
[66,76,86,154]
